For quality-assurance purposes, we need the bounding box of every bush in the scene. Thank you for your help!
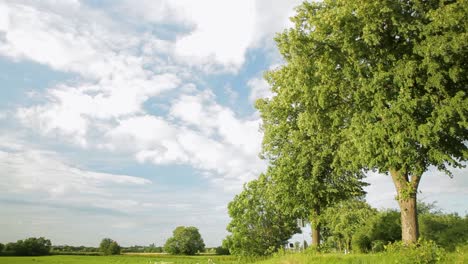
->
[352,232,371,253]
[384,239,446,264]
[99,238,121,255]
[0,243,4,253]
[6,237,51,256]
[215,246,230,255]
[371,240,385,253]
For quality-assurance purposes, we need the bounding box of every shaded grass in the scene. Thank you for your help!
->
[253,251,466,264]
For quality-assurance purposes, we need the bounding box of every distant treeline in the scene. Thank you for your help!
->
[0,237,51,256]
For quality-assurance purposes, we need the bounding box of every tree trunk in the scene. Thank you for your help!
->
[390,169,421,244]
[399,196,419,243]
[311,206,321,246]
[311,225,320,247]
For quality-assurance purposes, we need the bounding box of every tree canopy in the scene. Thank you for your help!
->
[261,0,467,244]
[164,226,205,255]
[5,237,51,256]
[224,174,300,256]
[99,238,121,255]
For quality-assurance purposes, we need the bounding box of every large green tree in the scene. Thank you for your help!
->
[164,226,205,255]
[225,174,300,256]
[263,0,467,244]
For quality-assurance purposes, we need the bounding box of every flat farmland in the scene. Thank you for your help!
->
[0,255,240,264]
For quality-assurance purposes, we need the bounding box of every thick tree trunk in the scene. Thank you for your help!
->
[399,196,419,243]
[311,206,321,247]
[390,169,421,244]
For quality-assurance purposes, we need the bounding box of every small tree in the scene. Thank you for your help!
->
[225,174,300,256]
[164,226,205,255]
[99,238,121,255]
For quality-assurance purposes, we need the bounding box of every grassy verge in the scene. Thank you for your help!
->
[253,250,466,264]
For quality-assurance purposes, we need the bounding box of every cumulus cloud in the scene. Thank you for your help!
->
[117,0,302,71]
[1,0,289,194]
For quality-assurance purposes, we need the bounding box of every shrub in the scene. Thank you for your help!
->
[351,232,371,253]
[215,246,230,255]
[371,240,385,253]
[384,239,446,264]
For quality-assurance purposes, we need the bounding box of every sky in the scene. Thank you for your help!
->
[0,0,467,248]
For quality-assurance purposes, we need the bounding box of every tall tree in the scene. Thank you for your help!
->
[225,174,300,256]
[264,0,467,244]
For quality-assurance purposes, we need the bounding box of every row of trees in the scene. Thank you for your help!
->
[0,237,51,256]
[0,228,208,257]
[225,0,467,256]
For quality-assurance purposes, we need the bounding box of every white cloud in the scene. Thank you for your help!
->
[172,0,256,70]
[117,0,302,71]
[365,167,468,214]
[104,109,265,191]
[248,76,273,103]
[3,0,274,192]
[0,148,151,212]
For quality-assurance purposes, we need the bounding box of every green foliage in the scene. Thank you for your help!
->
[99,238,120,255]
[164,226,205,255]
[0,243,3,253]
[225,174,300,256]
[385,239,446,264]
[5,237,51,256]
[51,245,99,253]
[351,233,372,253]
[120,244,163,253]
[368,210,402,243]
[262,0,468,243]
[351,209,401,253]
[215,245,230,255]
[420,212,468,251]
[321,199,376,252]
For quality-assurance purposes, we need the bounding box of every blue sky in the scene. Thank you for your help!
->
[0,0,466,248]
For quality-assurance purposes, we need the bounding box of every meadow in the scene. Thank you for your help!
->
[0,254,239,264]
[0,249,466,264]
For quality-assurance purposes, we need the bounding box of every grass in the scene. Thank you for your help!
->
[0,254,239,264]
[0,249,465,264]
[253,250,467,264]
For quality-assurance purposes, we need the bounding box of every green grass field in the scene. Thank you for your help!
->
[0,255,239,264]
[0,250,465,264]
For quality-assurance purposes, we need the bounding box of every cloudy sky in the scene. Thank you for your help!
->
[0,0,466,247]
